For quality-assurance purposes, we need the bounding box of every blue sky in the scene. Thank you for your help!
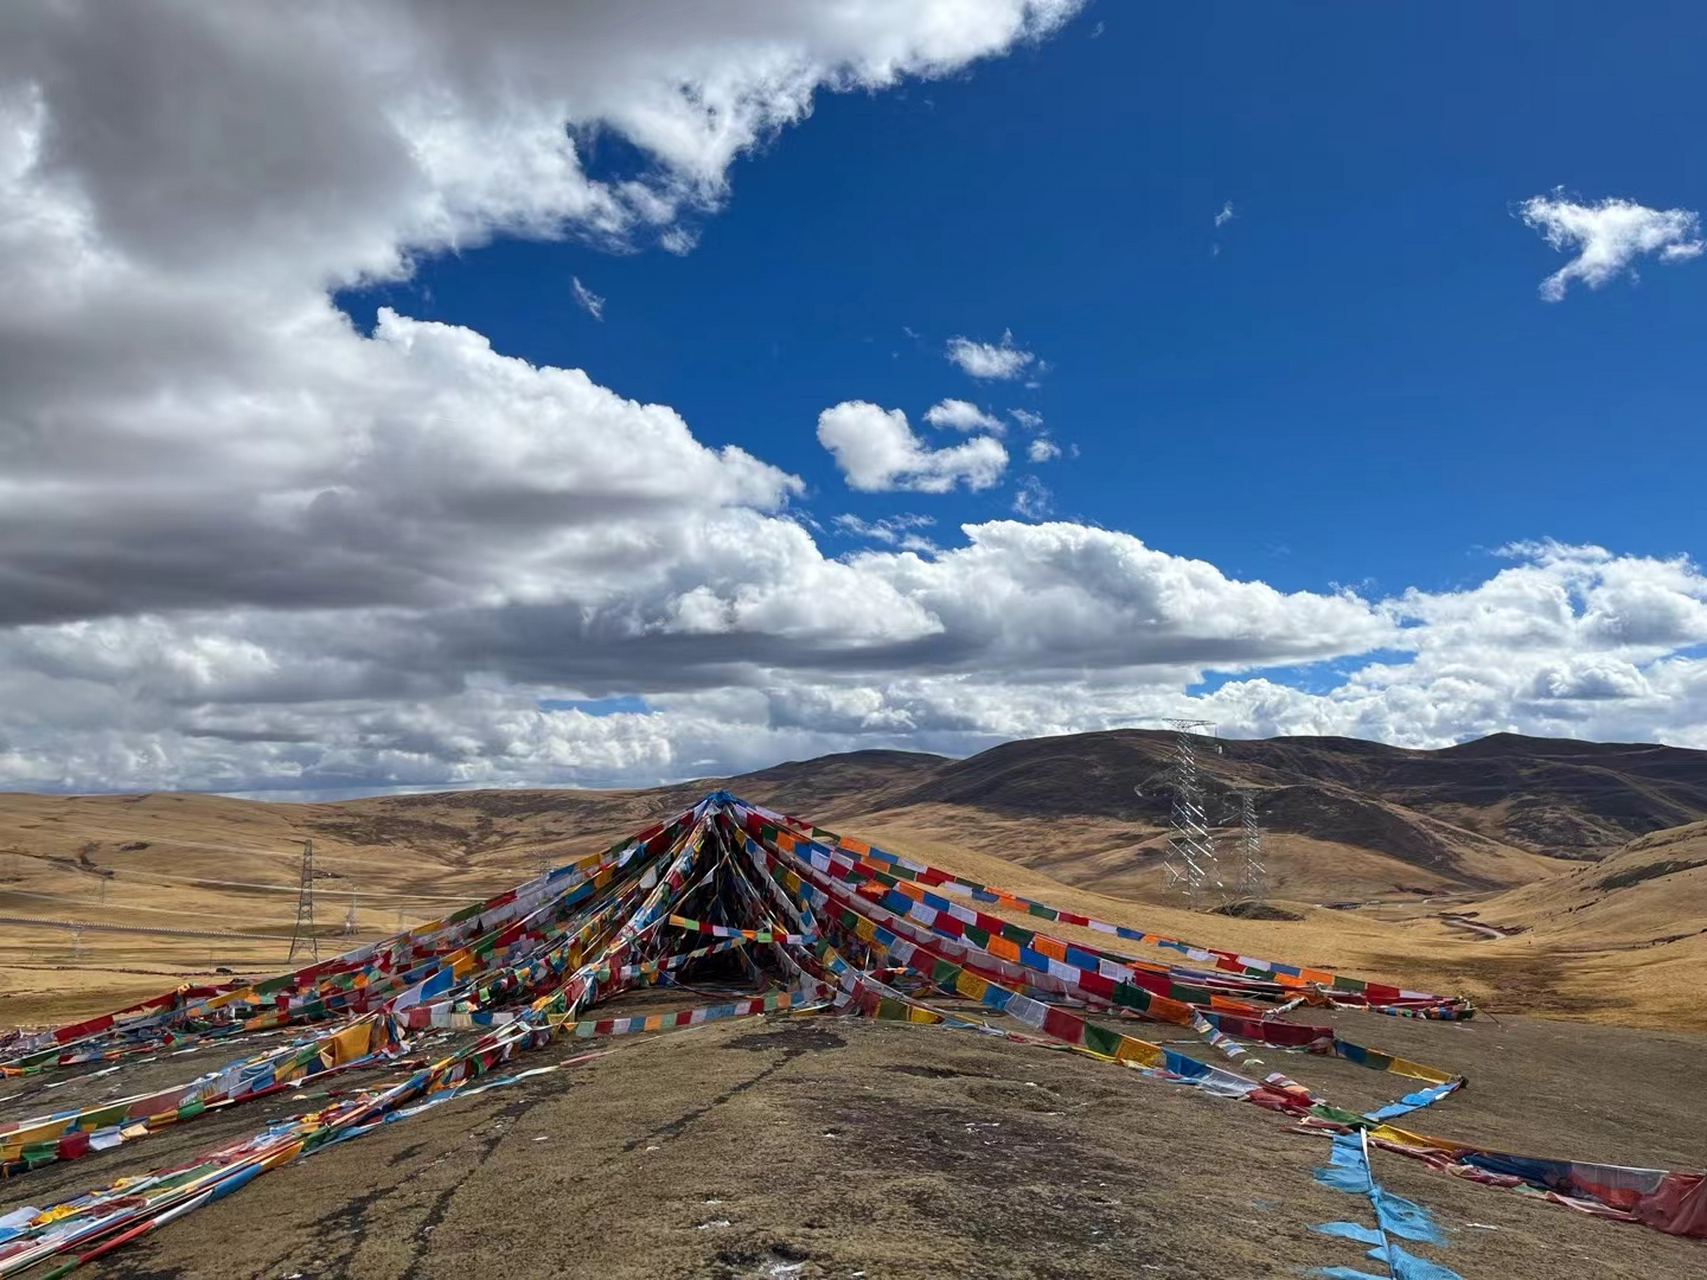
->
[344,2,1706,599]
[6,2,1707,793]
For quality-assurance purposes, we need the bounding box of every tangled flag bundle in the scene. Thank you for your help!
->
[1,793,1702,1273]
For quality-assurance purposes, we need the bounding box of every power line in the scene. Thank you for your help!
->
[106,870,492,903]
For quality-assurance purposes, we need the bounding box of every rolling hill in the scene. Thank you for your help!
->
[3,728,1706,1027]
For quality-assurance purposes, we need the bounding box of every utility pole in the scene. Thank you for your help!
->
[1159,720,1223,911]
[287,839,318,964]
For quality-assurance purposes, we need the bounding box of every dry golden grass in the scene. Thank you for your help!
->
[1453,820,1707,1028]
[0,791,545,1024]
[1,789,1702,1032]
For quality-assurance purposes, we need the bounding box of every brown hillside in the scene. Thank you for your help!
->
[1416,821,1707,1029]
[3,730,1705,1029]
[1480,818,1707,947]
[877,729,1707,856]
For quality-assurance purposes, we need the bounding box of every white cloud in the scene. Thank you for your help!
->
[945,329,1036,380]
[1520,190,1704,300]
[571,275,605,320]
[5,535,1707,792]
[0,1,1087,628]
[1008,408,1044,430]
[1027,437,1061,463]
[659,226,699,256]
[817,401,1009,493]
[1012,477,1052,518]
[1214,200,1235,228]
[923,398,1004,434]
[832,513,937,553]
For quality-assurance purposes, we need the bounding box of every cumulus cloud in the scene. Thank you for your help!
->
[5,535,1707,792]
[1027,437,1061,463]
[0,1,1083,629]
[817,401,1008,493]
[1008,408,1044,430]
[945,329,1036,379]
[1519,190,1704,300]
[570,276,605,320]
[923,398,1004,434]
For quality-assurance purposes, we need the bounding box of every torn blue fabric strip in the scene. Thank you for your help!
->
[1370,1186,1446,1244]
[1315,1131,1374,1193]
[1312,1222,1385,1244]
[1312,1130,1464,1279]
[1368,1242,1466,1280]
[1365,1081,1460,1121]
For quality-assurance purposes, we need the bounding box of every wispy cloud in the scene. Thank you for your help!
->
[1027,437,1061,463]
[659,226,699,256]
[571,276,605,320]
[1519,190,1703,301]
[1013,476,1053,519]
[924,398,1004,434]
[1008,408,1044,430]
[832,513,938,553]
[946,329,1036,380]
[1214,200,1235,228]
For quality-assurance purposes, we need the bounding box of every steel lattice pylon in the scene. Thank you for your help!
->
[287,839,319,963]
[1232,791,1267,907]
[1159,719,1224,911]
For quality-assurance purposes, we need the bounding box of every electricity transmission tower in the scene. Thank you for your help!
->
[1232,791,1267,907]
[287,839,319,964]
[1159,719,1224,911]
[342,883,359,937]
[71,923,87,963]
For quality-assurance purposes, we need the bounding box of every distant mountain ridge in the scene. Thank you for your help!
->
[668,729,1707,859]
[336,729,1707,901]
